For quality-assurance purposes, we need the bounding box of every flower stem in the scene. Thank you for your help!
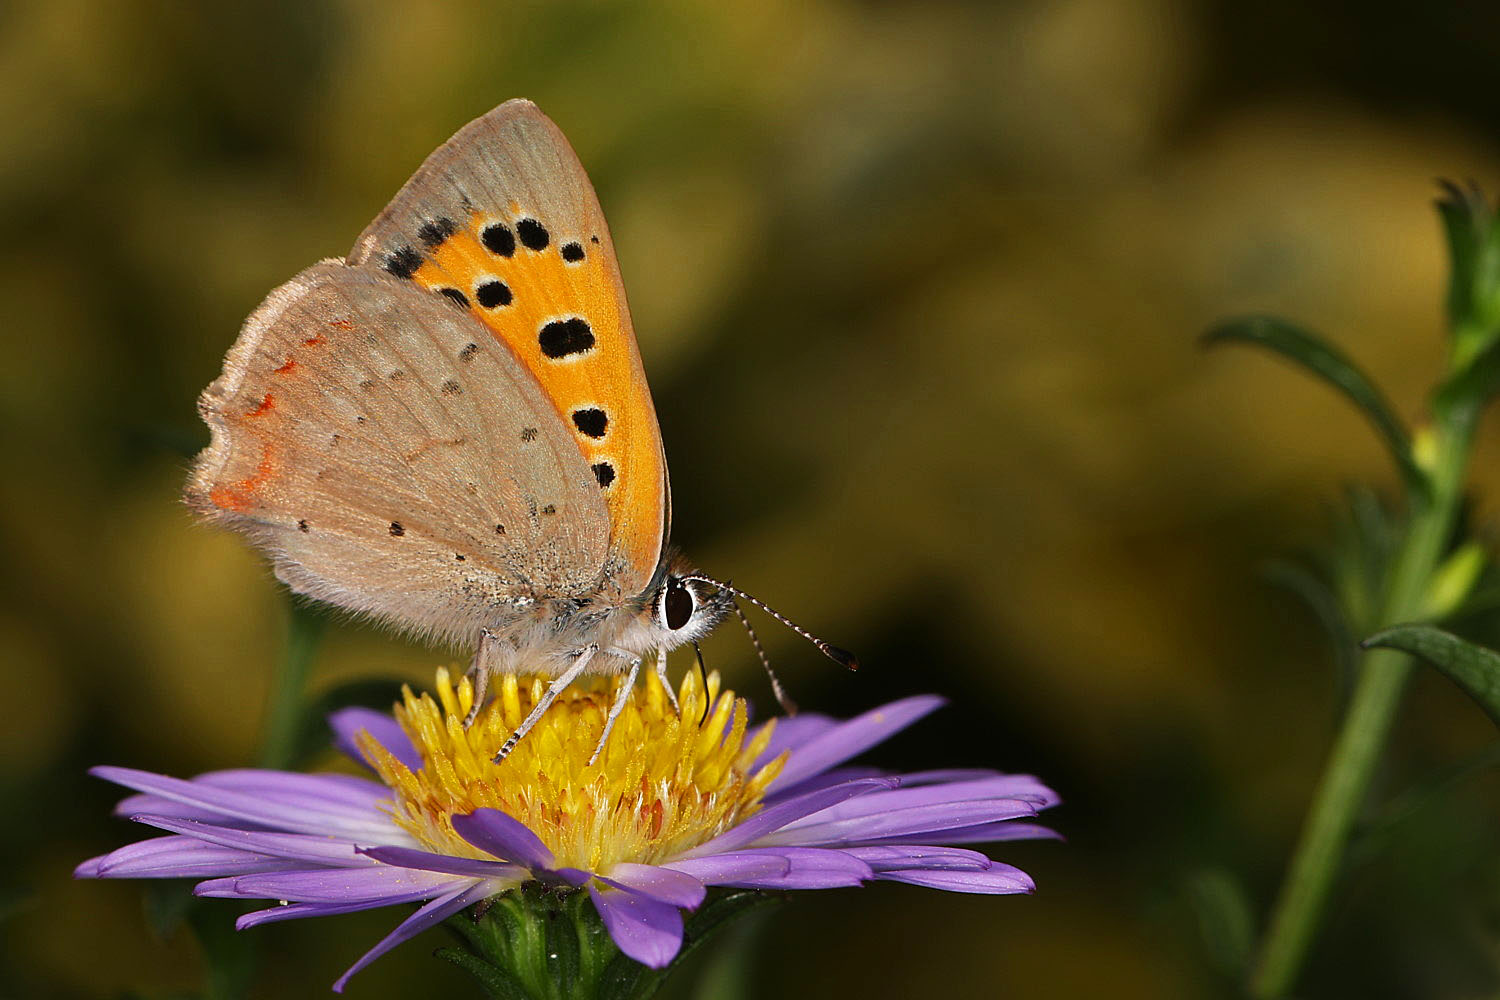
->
[257,598,325,770]
[1249,418,1474,997]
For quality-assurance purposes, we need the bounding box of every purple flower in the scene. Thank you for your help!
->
[78,669,1057,991]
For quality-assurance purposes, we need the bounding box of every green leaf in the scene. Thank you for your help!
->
[1260,560,1357,687]
[1203,316,1426,497]
[1437,181,1500,366]
[1434,334,1500,430]
[1437,181,1492,328]
[1184,868,1255,977]
[1349,740,1500,868]
[1362,624,1500,727]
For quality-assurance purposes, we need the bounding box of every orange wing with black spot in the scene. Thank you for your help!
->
[346,100,669,600]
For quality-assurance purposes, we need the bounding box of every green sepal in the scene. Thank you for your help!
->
[1362,624,1500,728]
[1202,315,1426,498]
[439,884,779,1000]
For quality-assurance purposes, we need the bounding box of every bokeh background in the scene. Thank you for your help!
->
[7,1,1500,997]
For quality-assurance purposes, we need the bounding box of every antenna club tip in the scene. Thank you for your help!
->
[823,645,860,671]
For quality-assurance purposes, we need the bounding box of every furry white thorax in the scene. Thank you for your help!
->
[471,558,733,678]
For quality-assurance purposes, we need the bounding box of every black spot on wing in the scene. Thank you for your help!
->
[438,287,469,308]
[481,223,516,257]
[418,217,457,247]
[517,218,548,251]
[591,462,615,488]
[561,242,585,263]
[384,246,423,279]
[520,427,538,442]
[538,318,594,359]
[389,521,405,536]
[476,280,512,308]
[297,519,309,532]
[459,343,479,362]
[572,407,608,438]
[441,379,461,396]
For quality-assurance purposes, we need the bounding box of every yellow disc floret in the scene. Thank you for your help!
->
[357,667,786,873]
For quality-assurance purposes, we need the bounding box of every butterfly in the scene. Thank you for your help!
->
[186,100,853,761]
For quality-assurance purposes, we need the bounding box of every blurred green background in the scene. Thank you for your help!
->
[7,1,1500,997]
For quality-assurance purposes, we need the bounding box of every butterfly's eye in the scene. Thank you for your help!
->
[663,578,694,631]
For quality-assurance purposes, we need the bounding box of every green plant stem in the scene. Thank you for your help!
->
[257,599,325,770]
[1249,418,1474,997]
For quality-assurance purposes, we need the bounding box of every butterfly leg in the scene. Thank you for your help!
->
[462,628,501,729]
[652,649,679,714]
[588,653,643,766]
[493,644,598,762]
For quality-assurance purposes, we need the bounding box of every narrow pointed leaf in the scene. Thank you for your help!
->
[1203,316,1425,496]
[1260,560,1356,684]
[1435,335,1500,428]
[1362,624,1500,727]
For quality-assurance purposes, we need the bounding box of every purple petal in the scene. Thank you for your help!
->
[662,853,791,884]
[708,847,872,889]
[328,707,423,772]
[198,770,392,810]
[553,867,592,887]
[769,696,945,791]
[199,865,463,903]
[133,815,374,867]
[759,798,1040,848]
[117,771,393,827]
[238,897,412,929]
[842,845,993,872]
[80,836,296,879]
[779,777,1055,830]
[587,883,684,969]
[881,773,1060,808]
[762,767,888,804]
[91,767,399,841]
[876,864,1035,894]
[885,768,1000,785]
[359,845,526,881]
[685,778,895,857]
[451,809,554,869]
[601,864,706,908]
[749,714,839,769]
[853,821,1062,846]
[332,880,489,992]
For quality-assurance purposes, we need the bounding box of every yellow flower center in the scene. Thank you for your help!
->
[357,666,786,873]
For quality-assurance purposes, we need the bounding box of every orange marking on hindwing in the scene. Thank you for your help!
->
[274,358,299,375]
[245,393,276,418]
[305,331,329,346]
[209,442,278,512]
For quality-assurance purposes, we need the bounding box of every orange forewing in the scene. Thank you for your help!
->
[405,214,664,595]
